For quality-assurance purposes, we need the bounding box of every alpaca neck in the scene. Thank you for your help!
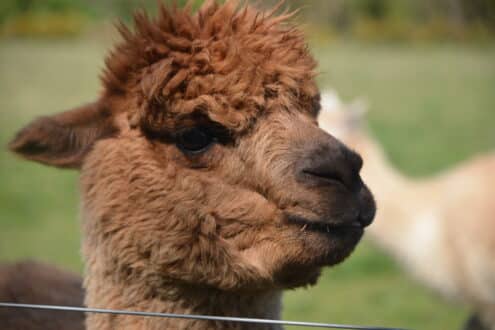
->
[358,137,408,203]
[84,275,282,330]
[360,137,435,254]
[359,136,457,296]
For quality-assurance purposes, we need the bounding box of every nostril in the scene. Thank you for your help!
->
[299,142,364,189]
[302,167,346,187]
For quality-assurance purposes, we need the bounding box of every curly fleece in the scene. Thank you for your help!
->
[102,0,318,134]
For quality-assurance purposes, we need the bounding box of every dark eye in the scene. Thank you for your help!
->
[176,128,213,154]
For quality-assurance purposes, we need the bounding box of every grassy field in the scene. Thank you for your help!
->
[0,38,494,330]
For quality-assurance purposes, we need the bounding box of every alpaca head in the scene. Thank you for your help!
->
[9,2,375,293]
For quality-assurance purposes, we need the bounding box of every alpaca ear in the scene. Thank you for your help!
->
[8,102,118,169]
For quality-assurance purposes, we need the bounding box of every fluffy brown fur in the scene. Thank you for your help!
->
[9,2,375,329]
[0,261,85,330]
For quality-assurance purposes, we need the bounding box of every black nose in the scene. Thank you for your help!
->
[357,184,375,227]
[297,133,375,228]
[299,136,363,190]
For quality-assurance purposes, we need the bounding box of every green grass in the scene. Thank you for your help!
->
[1,39,494,330]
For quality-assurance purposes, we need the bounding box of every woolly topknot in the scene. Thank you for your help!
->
[102,0,319,133]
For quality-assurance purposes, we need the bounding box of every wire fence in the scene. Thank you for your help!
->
[0,302,410,330]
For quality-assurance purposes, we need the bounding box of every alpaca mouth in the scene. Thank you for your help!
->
[286,215,363,235]
[281,213,365,270]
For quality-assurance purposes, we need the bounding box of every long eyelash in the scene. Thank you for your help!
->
[204,126,232,144]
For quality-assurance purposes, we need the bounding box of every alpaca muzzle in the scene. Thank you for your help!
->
[295,132,376,231]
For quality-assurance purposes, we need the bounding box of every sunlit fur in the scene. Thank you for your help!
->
[9,3,374,330]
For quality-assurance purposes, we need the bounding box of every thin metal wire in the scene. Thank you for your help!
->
[0,302,409,330]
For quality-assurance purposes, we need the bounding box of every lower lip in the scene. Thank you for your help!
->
[312,224,363,235]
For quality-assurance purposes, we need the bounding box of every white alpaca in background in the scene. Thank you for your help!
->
[318,90,495,330]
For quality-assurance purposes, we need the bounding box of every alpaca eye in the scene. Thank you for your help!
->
[176,128,213,154]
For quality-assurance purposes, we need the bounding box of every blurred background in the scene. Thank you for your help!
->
[0,1,494,329]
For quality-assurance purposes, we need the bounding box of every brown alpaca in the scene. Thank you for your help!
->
[8,2,375,329]
[319,90,495,330]
[0,261,85,330]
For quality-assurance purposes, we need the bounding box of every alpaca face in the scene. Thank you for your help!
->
[9,2,375,291]
[79,96,375,290]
